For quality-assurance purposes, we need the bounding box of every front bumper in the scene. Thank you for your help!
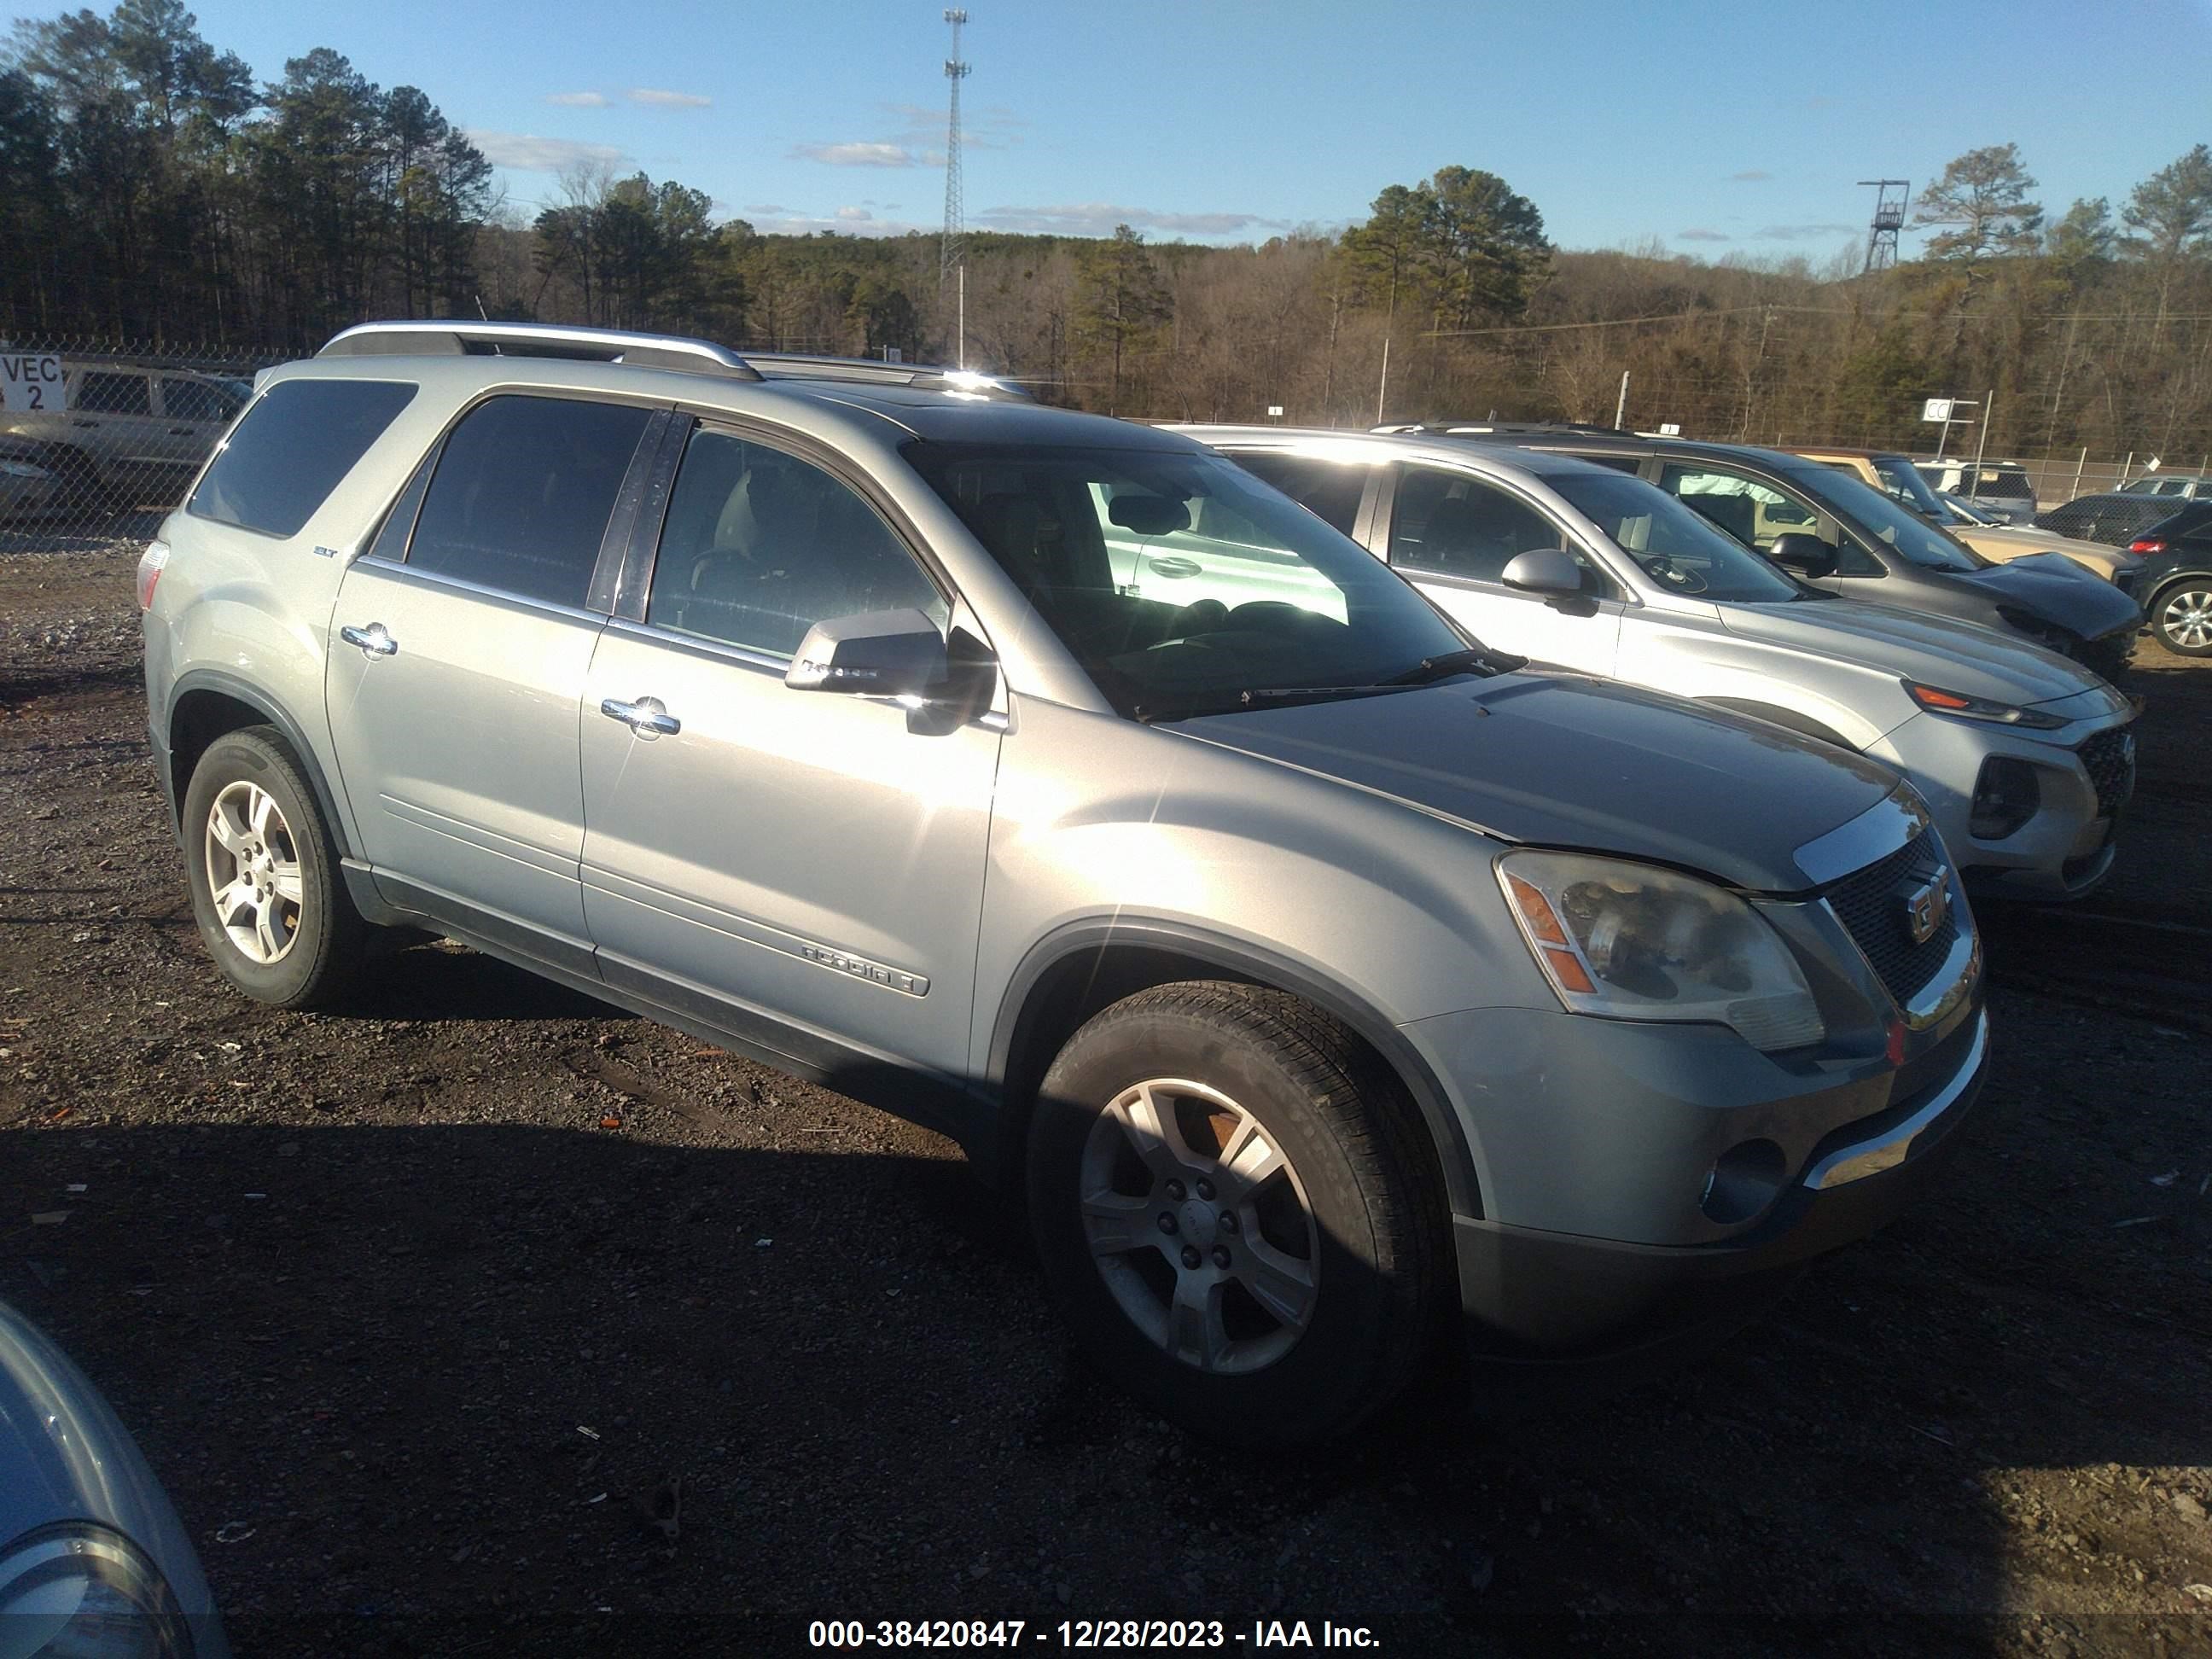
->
[1870,707,2136,902]
[1449,1009,1988,1365]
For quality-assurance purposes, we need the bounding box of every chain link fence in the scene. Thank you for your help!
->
[0,337,288,541]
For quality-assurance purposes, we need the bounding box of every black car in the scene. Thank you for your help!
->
[2125,502,2212,656]
[2034,492,2178,550]
[1404,424,2145,683]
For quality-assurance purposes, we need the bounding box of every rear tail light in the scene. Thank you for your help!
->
[2128,538,2167,555]
[135,539,169,610]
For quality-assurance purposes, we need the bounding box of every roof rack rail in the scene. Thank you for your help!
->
[318,321,764,381]
[1373,420,1627,438]
[742,352,1031,399]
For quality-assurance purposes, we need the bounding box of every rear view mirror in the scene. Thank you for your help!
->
[1108,495,1191,536]
[786,608,949,696]
[1767,533,1838,579]
[1501,548,1586,597]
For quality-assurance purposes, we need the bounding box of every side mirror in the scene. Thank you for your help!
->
[1767,533,1838,579]
[786,608,949,696]
[1501,547,1586,597]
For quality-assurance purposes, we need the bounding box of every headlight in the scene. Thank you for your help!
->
[1904,680,2069,729]
[0,1525,192,1656]
[0,460,49,480]
[1497,850,1824,1051]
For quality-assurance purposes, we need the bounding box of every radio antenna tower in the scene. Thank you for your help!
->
[1859,179,1909,274]
[940,10,970,291]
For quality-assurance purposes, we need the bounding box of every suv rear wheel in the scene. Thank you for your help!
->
[182,727,367,1008]
[1027,982,1445,1444]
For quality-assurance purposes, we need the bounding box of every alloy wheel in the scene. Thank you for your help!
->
[2158,587,2212,652]
[203,780,304,964]
[1079,1077,1320,1375]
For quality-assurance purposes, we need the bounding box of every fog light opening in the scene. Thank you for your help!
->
[1969,757,2040,841]
[1702,1139,1788,1225]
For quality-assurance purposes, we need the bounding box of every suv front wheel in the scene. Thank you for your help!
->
[1027,982,1446,1444]
[182,727,367,1008]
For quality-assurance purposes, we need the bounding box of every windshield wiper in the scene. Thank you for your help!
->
[1378,645,1527,684]
[1132,648,1528,723]
[1134,682,1424,723]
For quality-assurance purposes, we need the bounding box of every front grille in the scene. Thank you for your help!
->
[1825,830,1959,1010]
[2077,725,2136,820]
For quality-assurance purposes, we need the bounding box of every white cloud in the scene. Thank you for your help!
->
[791,141,924,167]
[976,202,1289,239]
[628,88,712,108]
[1726,169,1773,183]
[1678,228,1732,242]
[882,99,1025,151]
[545,91,609,108]
[466,131,629,172]
[743,210,930,238]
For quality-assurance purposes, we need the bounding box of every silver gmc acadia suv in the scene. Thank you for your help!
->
[140,322,1988,1444]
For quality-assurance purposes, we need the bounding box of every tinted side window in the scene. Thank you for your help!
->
[1229,453,1367,534]
[407,395,654,609]
[77,371,152,415]
[188,379,418,538]
[1388,465,1568,585]
[160,377,238,423]
[645,428,945,656]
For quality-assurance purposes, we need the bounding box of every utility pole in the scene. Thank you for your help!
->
[1374,335,1391,427]
[1614,370,1630,430]
[939,11,970,296]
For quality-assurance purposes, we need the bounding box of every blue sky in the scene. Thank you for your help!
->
[27,0,2212,255]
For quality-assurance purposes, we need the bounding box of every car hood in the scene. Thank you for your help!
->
[1166,671,1901,893]
[1947,550,2144,639]
[1716,597,2101,707]
[1958,523,2131,574]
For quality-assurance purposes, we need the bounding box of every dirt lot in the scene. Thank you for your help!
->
[3,539,2209,1656]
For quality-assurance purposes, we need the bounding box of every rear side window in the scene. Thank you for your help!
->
[188,379,418,538]
[405,395,655,609]
[77,371,152,415]
[1229,452,1368,535]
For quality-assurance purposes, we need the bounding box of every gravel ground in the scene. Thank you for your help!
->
[2,541,2209,1656]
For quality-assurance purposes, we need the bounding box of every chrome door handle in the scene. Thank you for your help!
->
[340,623,398,658]
[1148,556,1202,579]
[601,696,680,738]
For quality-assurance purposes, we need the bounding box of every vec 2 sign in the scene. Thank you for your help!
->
[0,354,67,413]
[0,352,67,413]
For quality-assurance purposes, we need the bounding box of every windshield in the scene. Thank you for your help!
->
[1780,463,1988,573]
[1549,472,1802,603]
[905,442,1472,719]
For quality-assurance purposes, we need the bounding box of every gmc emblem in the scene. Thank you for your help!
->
[1901,870,1950,946]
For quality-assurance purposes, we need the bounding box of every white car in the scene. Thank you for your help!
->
[1179,426,2139,901]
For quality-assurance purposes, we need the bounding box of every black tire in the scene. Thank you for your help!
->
[2147,578,2212,657]
[181,726,368,1009]
[1027,981,1447,1445]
